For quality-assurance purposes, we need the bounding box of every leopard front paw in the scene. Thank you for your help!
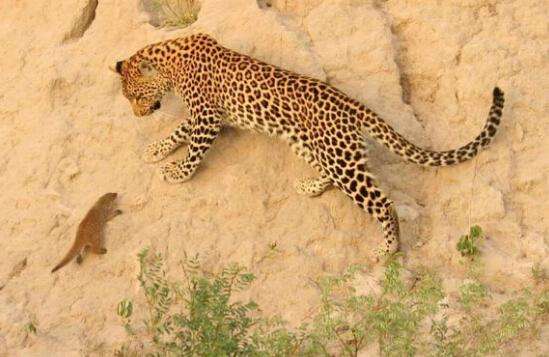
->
[159,162,191,184]
[142,140,173,163]
[294,177,331,197]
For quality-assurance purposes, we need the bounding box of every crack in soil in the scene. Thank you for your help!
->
[62,0,98,43]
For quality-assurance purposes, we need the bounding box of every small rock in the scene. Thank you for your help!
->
[396,203,420,222]
[471,184,505,220]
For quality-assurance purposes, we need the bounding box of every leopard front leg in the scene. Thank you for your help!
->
[142,120,192,163]
[160,108,222,184]
[290,141,333,196]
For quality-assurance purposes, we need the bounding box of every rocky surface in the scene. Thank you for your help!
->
[0,0,547,354]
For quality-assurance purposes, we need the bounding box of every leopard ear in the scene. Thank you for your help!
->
[116,60,124,74]
[109,60,124,74]
[138,60,158,78]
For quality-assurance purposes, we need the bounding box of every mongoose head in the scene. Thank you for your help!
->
[98,192,118,205]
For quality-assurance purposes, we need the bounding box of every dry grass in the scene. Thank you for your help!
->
[152,0,200,28]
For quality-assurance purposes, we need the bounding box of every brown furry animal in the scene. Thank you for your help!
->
[51,193,121,273]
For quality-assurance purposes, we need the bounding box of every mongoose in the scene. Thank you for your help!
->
[51,192,122,273]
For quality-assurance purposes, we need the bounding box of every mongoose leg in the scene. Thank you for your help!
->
[108,209,122,220]
[76,247,86,264]
[91,246,107,254]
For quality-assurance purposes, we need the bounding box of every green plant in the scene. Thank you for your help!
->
[300,257,446,356]
[117,248,548,356]
[531,263,546,284]
[115,248,298,355]
[23,322,37,335]
[430,315,460,357]
[459,281,489,310]
[117,299,133,319]
[152,0,200,28]
[456,225,483,258]
[443,288,547,356]
[117,299,134,335]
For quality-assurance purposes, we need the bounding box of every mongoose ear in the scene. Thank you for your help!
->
[138,60,158,78]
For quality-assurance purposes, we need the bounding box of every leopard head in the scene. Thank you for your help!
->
[114,58,171,117]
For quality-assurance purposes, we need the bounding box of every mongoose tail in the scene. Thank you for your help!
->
[51,240,85,273]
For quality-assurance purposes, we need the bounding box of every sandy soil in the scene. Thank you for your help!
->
[0,0,547,355]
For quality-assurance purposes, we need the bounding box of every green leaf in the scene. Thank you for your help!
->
[117,299,133,319]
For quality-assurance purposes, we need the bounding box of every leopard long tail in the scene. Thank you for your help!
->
[363,87,504,167]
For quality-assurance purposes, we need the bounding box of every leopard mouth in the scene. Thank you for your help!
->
[136,101,161,117]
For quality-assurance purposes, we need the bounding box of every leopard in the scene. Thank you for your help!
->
[113,33,505,258]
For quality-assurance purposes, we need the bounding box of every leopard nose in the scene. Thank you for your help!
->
[152,101,161,110]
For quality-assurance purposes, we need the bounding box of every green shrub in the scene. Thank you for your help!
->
[116,248,548,356]
[115,248,298,355]
[456,225,483,258]
[300,258,445,356]
[531,263,546,284]
[24,322,37,335]
[430,288,548,356]
[459,281,489,310]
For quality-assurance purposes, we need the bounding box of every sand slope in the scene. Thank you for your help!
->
[0,0,547,354]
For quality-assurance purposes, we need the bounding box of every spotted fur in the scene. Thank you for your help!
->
[114,33,505,257]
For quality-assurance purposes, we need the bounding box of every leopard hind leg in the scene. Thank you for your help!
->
[328,154,400,259]
[294,174,332,197]
[290,140,333,197]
